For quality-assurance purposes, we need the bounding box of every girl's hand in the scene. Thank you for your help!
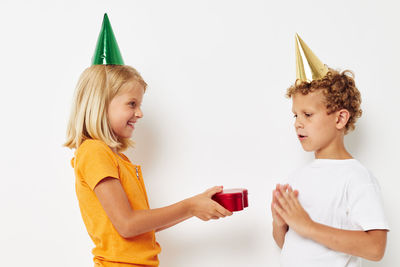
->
[273,185,314,238]
[271,184,289,228]
[187,186,233,221]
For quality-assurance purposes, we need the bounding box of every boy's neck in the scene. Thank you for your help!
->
[314,136,353,160]
[315,151,353,160]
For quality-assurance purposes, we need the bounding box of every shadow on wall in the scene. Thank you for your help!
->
[160,224,261,265]
[344,120,366,158]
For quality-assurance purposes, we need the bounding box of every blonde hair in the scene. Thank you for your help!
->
[64,64,147,152]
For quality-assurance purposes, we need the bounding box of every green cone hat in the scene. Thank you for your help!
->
[92,13,124,65]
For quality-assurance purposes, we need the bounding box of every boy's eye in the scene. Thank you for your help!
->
[305,113,312,117]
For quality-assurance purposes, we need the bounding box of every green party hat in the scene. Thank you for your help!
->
[92,13,124,65]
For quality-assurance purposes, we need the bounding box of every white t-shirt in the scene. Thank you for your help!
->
[281,159,389,267]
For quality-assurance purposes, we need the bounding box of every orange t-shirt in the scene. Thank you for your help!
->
[72,139,161,267]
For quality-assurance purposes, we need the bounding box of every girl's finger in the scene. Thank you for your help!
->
[205,186,223,197]
[215,203,232,217]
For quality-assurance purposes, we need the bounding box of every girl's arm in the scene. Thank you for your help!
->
[155,217,190,232]
[94,177,232,238]
[273,185,387,261]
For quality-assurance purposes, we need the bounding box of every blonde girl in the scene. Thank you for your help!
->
[64,14,232,267]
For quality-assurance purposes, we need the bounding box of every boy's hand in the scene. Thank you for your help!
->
[273,185,314,238]
[187,186,233,221]
[271,184,289,227]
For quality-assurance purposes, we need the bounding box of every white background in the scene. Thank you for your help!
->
[0,0,399,266]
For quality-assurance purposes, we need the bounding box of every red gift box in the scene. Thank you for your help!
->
[212,188,248,212]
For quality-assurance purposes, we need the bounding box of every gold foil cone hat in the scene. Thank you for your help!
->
[295,34,328,82]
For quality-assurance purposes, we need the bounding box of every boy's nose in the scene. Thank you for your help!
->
[294,118,303,129]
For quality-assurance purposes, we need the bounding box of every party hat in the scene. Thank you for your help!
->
[295,33,328,81]
[92,13,124,65]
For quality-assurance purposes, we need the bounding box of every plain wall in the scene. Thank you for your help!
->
[0,0,399,266]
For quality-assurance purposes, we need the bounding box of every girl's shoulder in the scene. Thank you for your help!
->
[75,139,116,162]
[77,139,110,152]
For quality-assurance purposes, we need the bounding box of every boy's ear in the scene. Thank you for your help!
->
[335,109,350,130]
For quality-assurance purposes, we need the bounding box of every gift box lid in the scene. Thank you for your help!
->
[212,189,245,200]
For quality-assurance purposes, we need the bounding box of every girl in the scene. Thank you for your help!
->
[64,14,232,267]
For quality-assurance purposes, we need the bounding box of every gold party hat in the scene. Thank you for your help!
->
[295,33,328,81]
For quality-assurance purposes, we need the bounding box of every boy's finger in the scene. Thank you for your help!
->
[283,184,289,192]
[272,189,278,202]
[275,191,290,210]
[276,184,281,192]
[289,191,300,208]
[274,203,286,219]
[279,187,297,210]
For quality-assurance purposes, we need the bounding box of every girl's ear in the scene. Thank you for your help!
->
[335,109,350,130]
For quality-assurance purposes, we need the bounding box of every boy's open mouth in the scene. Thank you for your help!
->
[298,134,307,140]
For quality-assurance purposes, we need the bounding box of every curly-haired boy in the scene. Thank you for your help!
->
[271,35,389,267]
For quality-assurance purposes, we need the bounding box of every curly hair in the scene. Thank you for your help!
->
[286,69,362,134]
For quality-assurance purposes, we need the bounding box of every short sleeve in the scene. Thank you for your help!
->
[348,177,389,231]
[75,140,120,190]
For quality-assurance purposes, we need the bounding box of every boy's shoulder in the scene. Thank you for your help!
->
[345,160,380,188]
[288,159,377,184]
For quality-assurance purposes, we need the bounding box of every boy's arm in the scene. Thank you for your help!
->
[271,184,291,248]
[272,221,288,249]
[307,223,387,261]
[273,186,387,261]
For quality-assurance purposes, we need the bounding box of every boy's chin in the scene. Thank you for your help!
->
[300,144,315,152]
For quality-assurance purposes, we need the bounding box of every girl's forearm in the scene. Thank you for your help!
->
[122,199,193,238]
[305,222,387,261]
[155,215,192,232]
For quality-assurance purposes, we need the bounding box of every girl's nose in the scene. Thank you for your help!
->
[135,108,143,119]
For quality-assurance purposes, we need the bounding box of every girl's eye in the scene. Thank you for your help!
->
[129,102,136,108]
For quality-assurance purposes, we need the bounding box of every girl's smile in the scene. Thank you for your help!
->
[108,79,144,139]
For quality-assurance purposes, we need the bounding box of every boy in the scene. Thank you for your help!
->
[271,34,389,267]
